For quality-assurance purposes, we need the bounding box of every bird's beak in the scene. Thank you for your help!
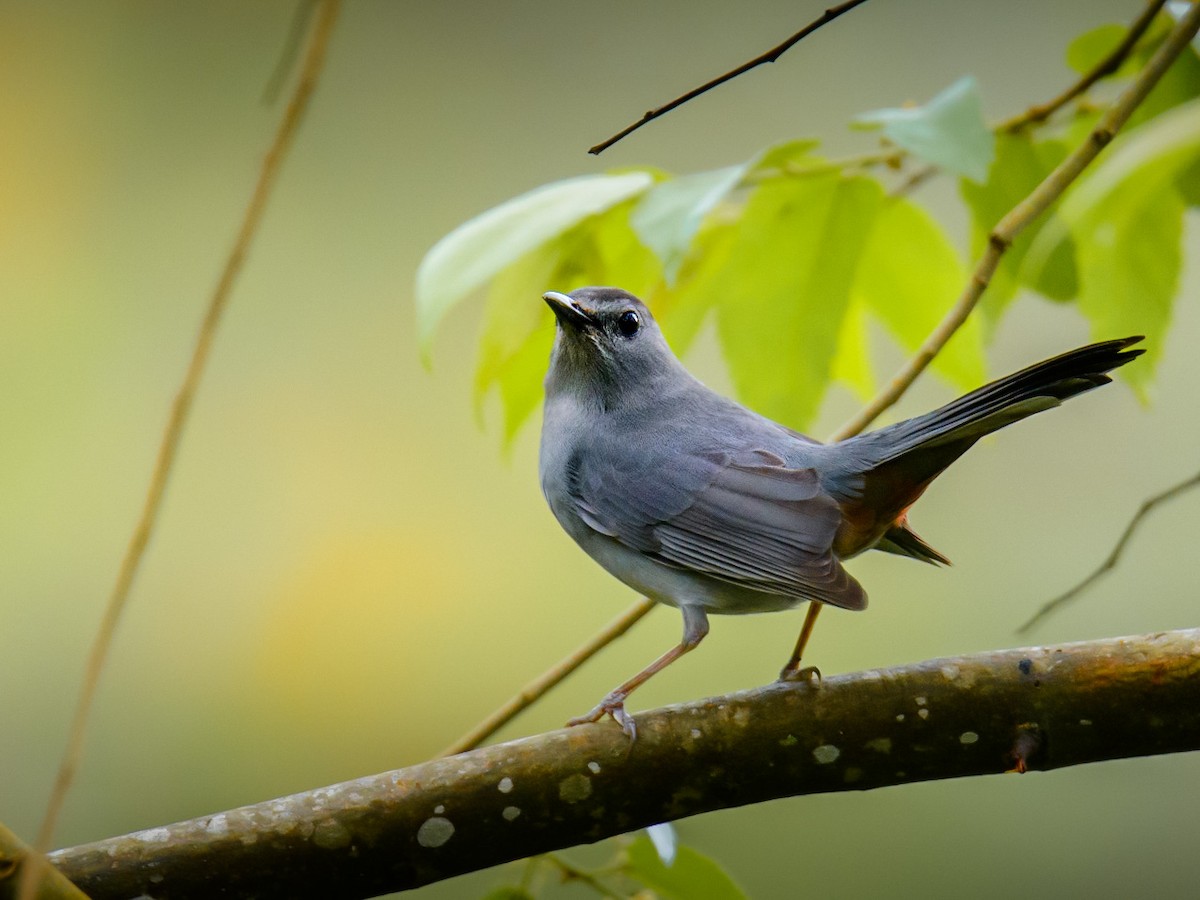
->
[544,291,594,329]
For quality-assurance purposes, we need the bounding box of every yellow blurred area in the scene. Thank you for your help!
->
[3,3,1199,899]
[254,530,466,714]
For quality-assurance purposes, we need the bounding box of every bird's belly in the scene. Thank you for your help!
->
[568,523,804,615]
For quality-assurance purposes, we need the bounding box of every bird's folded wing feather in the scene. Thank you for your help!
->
[568,446,866,610]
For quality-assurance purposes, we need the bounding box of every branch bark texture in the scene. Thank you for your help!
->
[51,628,1200,899]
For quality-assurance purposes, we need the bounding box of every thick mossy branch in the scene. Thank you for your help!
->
[49,628,1200,899]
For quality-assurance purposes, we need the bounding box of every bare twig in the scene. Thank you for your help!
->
[543,853,631,899]
[1018,469,1200,633]
[18,5,343,899]
[999,0,1168,132]
[888,162,938,197]
[49,628,1200,899]
[440,598,656,756]
[589,0,873,155]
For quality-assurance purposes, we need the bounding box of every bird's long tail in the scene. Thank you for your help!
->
[835,336,1144,559]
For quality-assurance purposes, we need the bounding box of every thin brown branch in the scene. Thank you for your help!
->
[18,5,343,899]
[999,0,1169,132]
[543,853,631,899]
[49,628,1200,899]
[588,0,873,155]
[440,598,656,756]
[1018,469,1200,633]
[832,0,1200,440]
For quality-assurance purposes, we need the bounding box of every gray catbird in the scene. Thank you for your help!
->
[540,286,1142,736]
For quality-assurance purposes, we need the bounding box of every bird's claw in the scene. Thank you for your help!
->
[778,664,823,687]
[567,692,638,741]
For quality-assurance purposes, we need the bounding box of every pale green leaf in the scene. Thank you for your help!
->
[1024,100,1200,390]
[960,132,1076,328]
[473,237,563,424]
[494,328,555,443]
[416,171,654,355]
[591,203,664,297]
[856,76,995,182]
[1024,97,1200,288]
[1074,174,1184,393]
[1065,24,1141,77]
[474,203,662,442]
[714,173,883,430]
[653,217,737,354]
[745,138,822,175]
[1065,15,1200,131]
[830,298,874,401]
[1125,26,1200,131]
[1177,154,1200,205]
[625,835,747,900]
[853,196,985,391]
[631,165,747,284]
[481,887,534,900]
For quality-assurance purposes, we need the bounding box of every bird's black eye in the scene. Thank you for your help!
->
[616,310,640,337]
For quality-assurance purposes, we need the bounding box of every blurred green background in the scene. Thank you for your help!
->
[3,2,1198,897]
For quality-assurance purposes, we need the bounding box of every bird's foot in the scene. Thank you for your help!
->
[567,691,637,740]
[777,664,822,687]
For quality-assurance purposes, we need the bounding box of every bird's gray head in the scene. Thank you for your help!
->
[543,287,683,410]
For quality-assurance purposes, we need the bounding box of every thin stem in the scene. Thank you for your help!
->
[1018,470,1200,633]
[999,0,1168,132]
[544,853,632,899]
[740,149,905,186]
[438,598,656,756]
[589,0,874,155]
[19,4,342,897]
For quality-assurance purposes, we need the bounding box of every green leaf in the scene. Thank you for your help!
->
[1176,154,1200,205]
[631,165,747,284]
[960,132,1076,328]
[653,216,737,354]
[625,835,747,900]
[856,76,995,182]
[714,173,883,431]
[853,196,985,391]
[1065,24,1142,78]
[480,887,534,900]
[745,138,822,175]
[1023,100,1200,390]
[416,171,654,356]
[1125,27,1200,131]
[1024,96,1200,290]
[1065,15,1200,132]
[473,239,560,440]
[830,298,875,401]
[1076,185,1181,394]
[474,202,663,442]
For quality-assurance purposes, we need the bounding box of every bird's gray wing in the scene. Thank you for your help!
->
[568,445,865,610]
